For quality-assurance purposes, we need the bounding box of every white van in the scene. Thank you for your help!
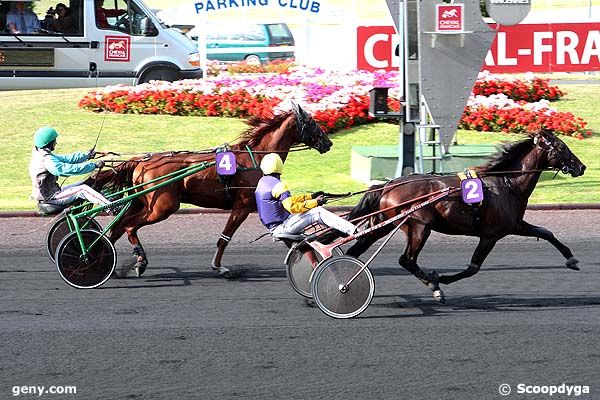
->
[0,0,202,90]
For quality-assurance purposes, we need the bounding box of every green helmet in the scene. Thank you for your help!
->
[34,127,59,148]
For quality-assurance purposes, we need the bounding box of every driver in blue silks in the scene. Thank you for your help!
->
[254,153,357,237]
[29,127,111,208]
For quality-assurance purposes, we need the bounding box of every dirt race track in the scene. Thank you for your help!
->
[1,210,599,399]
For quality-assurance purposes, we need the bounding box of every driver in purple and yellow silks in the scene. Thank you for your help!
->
[254,153,357,237]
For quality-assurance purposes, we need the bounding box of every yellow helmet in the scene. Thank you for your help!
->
[260,153,284,175]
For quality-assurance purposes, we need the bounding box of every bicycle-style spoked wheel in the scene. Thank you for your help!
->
[311,255,375,319]
[55,229,116,289]
[46,215,102,263]
[286,245,343,299]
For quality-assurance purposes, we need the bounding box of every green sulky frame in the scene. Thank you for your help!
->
[65,160,215,258]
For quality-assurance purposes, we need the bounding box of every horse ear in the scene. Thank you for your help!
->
[533,132,551,148]
[539,127,555,139]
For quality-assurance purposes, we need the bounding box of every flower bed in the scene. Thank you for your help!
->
[460,95,590,139]
[205,59,296,76]
[79,67,402,133]
[78,66,590,137]
[473,71,565,102]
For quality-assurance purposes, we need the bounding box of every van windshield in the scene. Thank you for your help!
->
[96,0,157,36]
[0,0,84,36]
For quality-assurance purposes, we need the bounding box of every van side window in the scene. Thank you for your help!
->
[95,0,157,36]
[0,1,83,36]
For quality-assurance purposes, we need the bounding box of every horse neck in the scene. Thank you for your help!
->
[252,117,296,163]
[511,146,548,199]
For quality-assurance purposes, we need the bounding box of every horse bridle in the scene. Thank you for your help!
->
[292,103,325,148]
[535,134,573,174]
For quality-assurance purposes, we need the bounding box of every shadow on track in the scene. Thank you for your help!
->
[363,294,600,320]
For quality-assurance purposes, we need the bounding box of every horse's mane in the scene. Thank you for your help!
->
[232,111,293,148]
[479,137,535,172]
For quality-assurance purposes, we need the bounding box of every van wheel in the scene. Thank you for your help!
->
[139,68,179,84]
[244,55,261,66]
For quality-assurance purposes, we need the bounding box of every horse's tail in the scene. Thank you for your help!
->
[347,183,385,223]
[84,161,137,198]
[318,183,385,244]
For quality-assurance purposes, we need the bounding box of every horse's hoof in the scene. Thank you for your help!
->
[304,298,316,308]
[214,266,233,279]
[134,261,147,278]
[433,289,446,304]
[427,270,441,291]
[565,257,580,271]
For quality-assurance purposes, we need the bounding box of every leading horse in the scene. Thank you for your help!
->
[341,129,586,302]
[89,104,332,277]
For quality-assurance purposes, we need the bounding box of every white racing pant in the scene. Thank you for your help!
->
[47,182,111,207]
[272,207,357,236]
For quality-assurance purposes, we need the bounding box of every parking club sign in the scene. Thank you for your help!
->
[435,3,464,32]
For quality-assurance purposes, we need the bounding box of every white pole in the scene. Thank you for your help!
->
[395,0,407,178]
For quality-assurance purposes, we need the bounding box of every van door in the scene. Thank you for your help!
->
[0,0,94,90]
[89,0,158,86]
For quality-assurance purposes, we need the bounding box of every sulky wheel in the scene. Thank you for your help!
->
[285,245,343,299]
[55,229,116,289]
[46,215,101,263]
[311,255,375,319]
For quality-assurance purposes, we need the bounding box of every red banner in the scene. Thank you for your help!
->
[357,23,600,73]
[356,26,400,71]
[485,23,600,73]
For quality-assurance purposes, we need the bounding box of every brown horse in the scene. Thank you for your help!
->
[342,129,586,302]
[89,105,332,277]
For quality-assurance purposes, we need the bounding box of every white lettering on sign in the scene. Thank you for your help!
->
[582,30,600,64]
[364,34,391,69]
[484,24,600,72]
[357,24,600,73]
[533,31,553,65]
[556,31,579,65]
[194,0,320,13]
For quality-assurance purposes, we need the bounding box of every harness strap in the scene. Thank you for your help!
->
[246,145,258,169]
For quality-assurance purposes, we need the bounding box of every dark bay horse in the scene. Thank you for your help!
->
[344,129,586,302]
[89,105,332,277]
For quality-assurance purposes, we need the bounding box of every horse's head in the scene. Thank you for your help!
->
[533,129,586,177]
[291,103,332,153]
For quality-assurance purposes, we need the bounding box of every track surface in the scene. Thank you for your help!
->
[1,210,599,399]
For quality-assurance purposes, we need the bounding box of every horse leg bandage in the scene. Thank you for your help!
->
[132,244,146,261]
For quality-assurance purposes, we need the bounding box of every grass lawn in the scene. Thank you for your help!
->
[0,84,598,211]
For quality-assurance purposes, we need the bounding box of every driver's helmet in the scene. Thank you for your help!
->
[260,153,284,175]
[34,127,59,148]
